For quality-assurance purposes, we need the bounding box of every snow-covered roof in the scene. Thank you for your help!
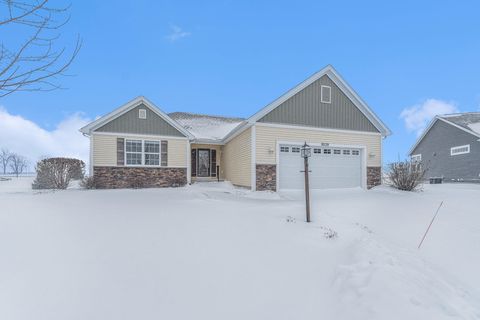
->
[168,112,244,142]
[439,112,480,135]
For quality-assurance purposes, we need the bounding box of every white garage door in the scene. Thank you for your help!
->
[278,144,363,190]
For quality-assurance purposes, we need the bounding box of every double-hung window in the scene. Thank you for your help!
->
[144,141,160,165]
[125,140,142,165]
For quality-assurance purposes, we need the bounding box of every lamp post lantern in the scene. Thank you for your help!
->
[300,142,312,223]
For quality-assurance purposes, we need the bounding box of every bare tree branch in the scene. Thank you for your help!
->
[0,0,81,97]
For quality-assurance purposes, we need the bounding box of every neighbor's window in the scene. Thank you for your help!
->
[126,139,142,165]
[321,85,331,103]
[411,154,422,162]
[139,108,147,119]
[144,141,160,165]
[451,144,470,156]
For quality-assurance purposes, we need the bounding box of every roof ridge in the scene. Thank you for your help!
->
[169,111,245,121]
[439,111,480,117]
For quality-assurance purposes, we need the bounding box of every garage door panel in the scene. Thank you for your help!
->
[279,144,362,190]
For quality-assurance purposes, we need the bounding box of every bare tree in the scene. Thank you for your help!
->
[0,148,12,174]
[0,0,81,97]
[9,153,28,177]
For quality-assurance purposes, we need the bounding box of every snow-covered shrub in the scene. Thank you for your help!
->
[386,160,426,191]
[32,158,85,189]
[80,176,97,189]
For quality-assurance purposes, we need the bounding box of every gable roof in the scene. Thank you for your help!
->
[408,112,480,155]
[169,112,244,143]
[246,65,391,136]
[79,96,193,138]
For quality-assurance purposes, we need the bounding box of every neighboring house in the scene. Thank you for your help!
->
[80,65,391,191]
[409,112,480,183]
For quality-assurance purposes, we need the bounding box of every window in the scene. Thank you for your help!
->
[321,85,331,103]
[411,154,421,162]
[352,150,360,156]
[451,144,470,156]
[314,148,322,154]
[323,149,331,154]
[292,147,300,153]
[280,146,289,152]
[144,141,160,165]
[139,109,147,119]
[343,150,351,155]
[126,140,142,165]
[333,149,341,155]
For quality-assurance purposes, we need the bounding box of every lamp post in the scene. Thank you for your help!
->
[300,142,312,223]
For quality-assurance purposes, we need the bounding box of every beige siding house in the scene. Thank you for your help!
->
[80,65,391,190]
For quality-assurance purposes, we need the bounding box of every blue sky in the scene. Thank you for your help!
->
[1,0,480,164]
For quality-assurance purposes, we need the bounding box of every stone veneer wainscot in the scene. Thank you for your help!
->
[94,167,187,189]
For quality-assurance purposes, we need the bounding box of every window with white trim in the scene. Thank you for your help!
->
[323,148,331,154]
[451,144,470,156]
[280,146,289,152]
[139,109,147,119]
[292,147,300,153]
[343,149,351,155]
[411,154,421,162]
[144,141,160,165]
[126,140,142,165]
[314,148,322,154]
[333,149,341,155]
[352,150,360,156]
[321,85,331,103]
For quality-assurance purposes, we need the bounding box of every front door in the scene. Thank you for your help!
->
[198,149,210,177]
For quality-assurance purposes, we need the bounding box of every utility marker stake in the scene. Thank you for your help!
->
[418,201,444,249]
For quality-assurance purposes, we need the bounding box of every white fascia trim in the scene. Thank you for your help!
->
[92,131,189,140]
[79,96,194,139]
[251,125,256,191]
[191,139,225,145]
[255,122,383,136]
[275,140,368,190]
[222,121,252,143]
[246,65,391,137]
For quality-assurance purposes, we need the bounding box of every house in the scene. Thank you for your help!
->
[79,65,391,191]
[409,112,480,183]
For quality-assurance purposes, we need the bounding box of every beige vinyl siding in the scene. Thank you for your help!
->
[92,134,117,166]
[92,133,188,167]
[255,124,382,167]
[223,128,251,187]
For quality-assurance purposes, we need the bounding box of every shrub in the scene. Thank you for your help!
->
[80,176,96,189]
[32,157,85,189]
[386,160,426,191]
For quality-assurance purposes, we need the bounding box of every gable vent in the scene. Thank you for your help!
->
[139,108,147,119]
[321,85,331,104]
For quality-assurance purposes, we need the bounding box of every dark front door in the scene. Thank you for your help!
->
[198,149,210,177]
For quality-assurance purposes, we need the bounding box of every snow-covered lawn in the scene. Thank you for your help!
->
[0,178,479,320]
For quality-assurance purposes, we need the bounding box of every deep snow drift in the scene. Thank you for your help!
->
[0,178,479,320]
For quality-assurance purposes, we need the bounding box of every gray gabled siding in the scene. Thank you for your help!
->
[258,75,379,133]
[411,120,480,182]
[96,104,185,137]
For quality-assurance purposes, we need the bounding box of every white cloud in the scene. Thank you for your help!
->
[166,25,191,42]
[400,99,459,136]
[0,107,91,170]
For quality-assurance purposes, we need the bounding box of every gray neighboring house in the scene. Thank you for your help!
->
[409,112,480,183]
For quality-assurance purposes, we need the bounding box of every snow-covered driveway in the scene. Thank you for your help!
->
[0,178,479,320]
